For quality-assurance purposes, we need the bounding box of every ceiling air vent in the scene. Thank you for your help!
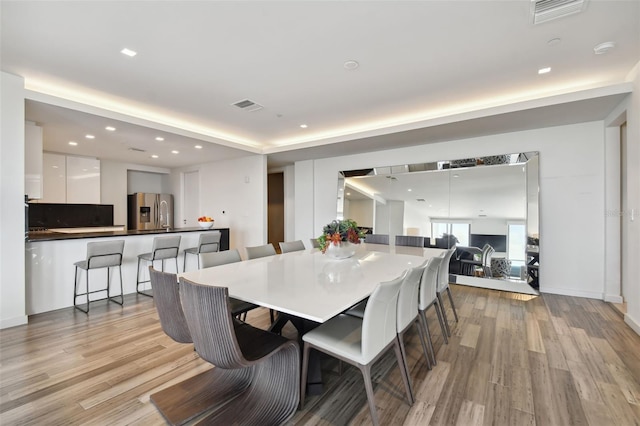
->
[128,147,146,152]
[231,99,264,112]
[416,198,426,202]
[531,0,588,24]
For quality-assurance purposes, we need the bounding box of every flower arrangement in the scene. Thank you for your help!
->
[317,219,366,253]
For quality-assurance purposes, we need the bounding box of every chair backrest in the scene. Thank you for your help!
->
[179,277,250,369]
[309,238,321,249]
[482,245,495,277]
[149,267,192,344]
[395,235,425,247]
[361,271,405,362]
[437,247,456,291]
[151,235,181,260]
[419,256,443,310]
[245,244,276,260]
[279,240,306,253]
[397,260,428,331]
[364,234,389,245]
[199,249,242,268]
[86,240,125,269]
[197,231,221,254]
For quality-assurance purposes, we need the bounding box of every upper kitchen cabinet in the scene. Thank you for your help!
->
[25,122,43,199]
[41,153,66,203]
[66,156,100,204]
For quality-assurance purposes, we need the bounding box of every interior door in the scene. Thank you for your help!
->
[183,171,200,228]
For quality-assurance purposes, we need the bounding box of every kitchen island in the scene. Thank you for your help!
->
[26,227,229,315]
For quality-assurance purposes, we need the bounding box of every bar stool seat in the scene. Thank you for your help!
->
[137,235,181,297]
[183,231,221,271]
[73,240,125,313]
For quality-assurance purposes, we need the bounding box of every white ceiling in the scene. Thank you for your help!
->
[2,1,639,168]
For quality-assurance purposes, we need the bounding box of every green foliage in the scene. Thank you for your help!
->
[316,219,366,253]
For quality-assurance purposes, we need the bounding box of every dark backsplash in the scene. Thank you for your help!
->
[29,203,114,229]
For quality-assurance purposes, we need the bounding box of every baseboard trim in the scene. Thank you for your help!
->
[538,286,603,300]
[624,313,640,337]
[604,294,624,303]
[1,315,28,330]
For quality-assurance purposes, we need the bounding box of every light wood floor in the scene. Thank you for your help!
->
[2,285,640,425]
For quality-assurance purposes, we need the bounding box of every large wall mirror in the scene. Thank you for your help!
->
[337,152,540,294]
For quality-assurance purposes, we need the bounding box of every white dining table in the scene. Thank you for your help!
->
[178,244,432,323]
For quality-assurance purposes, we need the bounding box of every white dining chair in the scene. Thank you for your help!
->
[245,243,277,260]
[278,240,306,253]
[199,249,259,320]
[419,256,448,363]
[300,272,413,426]
[437,247,458,337]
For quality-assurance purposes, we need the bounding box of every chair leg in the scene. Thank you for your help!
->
[413,318,432,370]
[183,252,187,272]
[360,363,380,426]
[137,258,153,297]
[418,310,437,366]
[437,292,452,337]
[74,266,89,314]
[392,338,414,406]
[174,257,179,274]
[446,286,459,322]
[397,331,416,400]
[110,265,124,306]
[433,299,449,344]
[299,342,311,410]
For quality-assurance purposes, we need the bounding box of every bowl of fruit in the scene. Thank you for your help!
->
[198,216,214,229]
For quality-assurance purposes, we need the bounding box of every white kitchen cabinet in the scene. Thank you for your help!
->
[25,123,43,199]
[66,156,100,204]
[41,153,67,203]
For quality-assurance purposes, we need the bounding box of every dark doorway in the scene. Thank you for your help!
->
[268,172,284,251]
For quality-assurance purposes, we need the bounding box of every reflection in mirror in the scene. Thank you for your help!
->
[339,152,539,295]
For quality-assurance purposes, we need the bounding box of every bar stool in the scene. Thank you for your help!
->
[73,240,125,313]
[182,231,221,271]
[136,235,181,297]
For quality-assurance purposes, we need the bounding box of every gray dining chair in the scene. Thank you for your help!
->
[179,277,300,425]
[279,240,306,253]
[395,235,425,247]
[309,238,321,249]
[245,243,277,259]
[300,272,413,425]
[364,234,389,245]
[199,249,259,320]
[182,230,221,271]
[148,267,248,425]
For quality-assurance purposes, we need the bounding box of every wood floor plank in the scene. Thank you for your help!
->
[2,286,639,426]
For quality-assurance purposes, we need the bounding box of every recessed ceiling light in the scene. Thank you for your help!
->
[171,150,179,154]
[105,126,116,131]
[68,141,78,146]
[346,192,351,196]
[121,48,137,57]
[452,174,459,178]
[52,165,58,169]
[151,154,159,159]
[594,41,615,55]
[407,188,412,192]
[155,136,164,141]
[538,67,551,74]
[85,134,95,139]
[344,60,359,70]
[300,124,308,129]
[194,145,202,149]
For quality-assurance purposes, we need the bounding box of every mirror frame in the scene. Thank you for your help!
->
[337,151,540,288]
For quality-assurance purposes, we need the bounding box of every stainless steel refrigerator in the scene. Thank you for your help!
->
[128,193,174,230]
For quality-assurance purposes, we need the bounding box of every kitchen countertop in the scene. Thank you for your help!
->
[26,227,227,242]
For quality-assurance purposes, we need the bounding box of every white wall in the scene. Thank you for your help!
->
[295,121,608,300]
[127,170,169,194]
[622,64,640,334]
[0,72,27,328]
[101,161,170,227]
[172,154,267,250]
[346,199,374,227]
[471,218,508,235]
